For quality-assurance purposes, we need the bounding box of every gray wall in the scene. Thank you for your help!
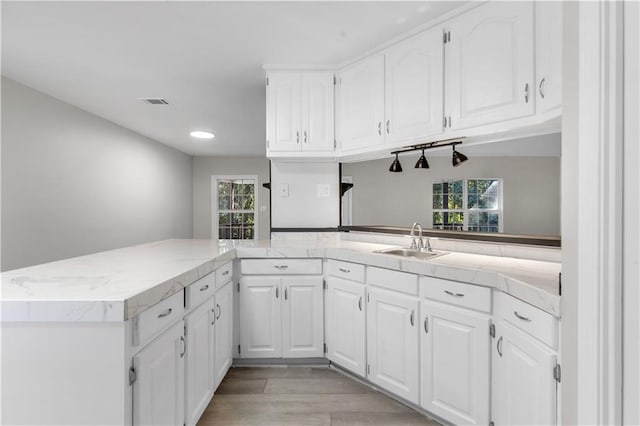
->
[192,156,270,240]
[1,77,193,271]
[343,155,560,235]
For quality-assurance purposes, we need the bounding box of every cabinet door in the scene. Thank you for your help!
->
[301,72,334,152]
[266,73,301,152]
[133,321,185,426]
[337,55,385,151]
[367,287,419,404]
[326,277,366,376]
[214,281,234,389]
[385,27,444,145]
[446,1,534,130]
[239,277,282,358]
[535,1,562,114]
[492,320,557,426]
[184,299,215,426]
[420,301,490,425]
[281,276,324,358]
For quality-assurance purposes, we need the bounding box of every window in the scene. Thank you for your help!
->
[432,178,502,232]
[213,176,257,240]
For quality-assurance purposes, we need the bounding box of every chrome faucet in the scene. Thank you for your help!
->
[409,222,424,250]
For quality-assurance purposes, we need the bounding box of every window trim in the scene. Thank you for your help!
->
[211,175,259,240]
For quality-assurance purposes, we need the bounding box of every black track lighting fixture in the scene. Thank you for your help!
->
[389,153,403,172]
[415,149,430,169]
[452,145,469,167]
[388,138,466,173]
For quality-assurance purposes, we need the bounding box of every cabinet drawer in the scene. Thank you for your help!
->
[420,276,491,313]
[494,292,558,349]
[185,272,215,311]
[327,260,365,283]
[215,261,233,288]
[240,258,322,275]
[367,266,418,296]
[135,290,184,347]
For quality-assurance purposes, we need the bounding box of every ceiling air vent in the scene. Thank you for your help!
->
[139,98,169,105]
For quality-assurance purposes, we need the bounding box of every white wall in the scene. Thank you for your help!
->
[270,161,339,228]
[342,155,560,235]
[192,156,270,240]
[1,77,193,271]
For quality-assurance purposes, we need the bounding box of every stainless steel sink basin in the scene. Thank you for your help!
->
[375,247,445,260]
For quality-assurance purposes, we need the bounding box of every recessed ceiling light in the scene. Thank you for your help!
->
[190,131,215,139]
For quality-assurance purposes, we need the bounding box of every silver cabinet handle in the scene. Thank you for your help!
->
[443,116,447,128]
[444,290,465,298]
[524,83,530,103]
[284,288,288,300]
[497,336,503,357]
[358,296,363,311]
[157,308,172,319]
[296,131,300,143]
[424,316,429,334]
[222,270,229,276]
[211,308,216,325]
[538,77,546,99]
[304,130,308,143]
[386,120,390,134]
[180,336,186,358]
[377,122,382,136]
[338,268,350,273]
[274,265,288,270]
[200,284,209,292]
[513,311,532,322]
[410,310,415,327]
[275,287,279,299]
[216,304,221,320]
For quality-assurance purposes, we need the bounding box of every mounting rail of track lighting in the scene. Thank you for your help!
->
[388,138,468,172]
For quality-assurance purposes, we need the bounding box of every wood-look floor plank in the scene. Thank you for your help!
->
[331,411,440,426]
[216,378,267,394]
[264,377,373,395]
[198,409,331,426]
[225,366,313,379]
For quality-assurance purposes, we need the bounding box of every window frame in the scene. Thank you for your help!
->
[211,175,259,240]
[432,178,504,233]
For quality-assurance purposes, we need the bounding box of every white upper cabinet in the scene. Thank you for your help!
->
[445,1,535,130]
[337,54,385,151]
[266,72,333,155]
[384,27,444,145]
[535,1,563,114]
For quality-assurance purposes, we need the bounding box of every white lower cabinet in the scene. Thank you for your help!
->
[367,286,420,404]
[240,276,283,358]
[326,276,366,376]
[214,280,234,388]
[240,274,323,358]
[184,299,215,426]
[492,319,558,426]
[420,300,490,425]
[133,320,185,426]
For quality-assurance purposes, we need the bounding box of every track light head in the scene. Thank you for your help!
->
[389,153,403,172]
[452,146,468,167]
[415,149,430,169]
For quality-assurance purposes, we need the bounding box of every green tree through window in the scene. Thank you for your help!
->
[216,178,256,239]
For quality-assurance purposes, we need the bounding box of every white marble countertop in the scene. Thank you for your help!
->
[1,238,561,322]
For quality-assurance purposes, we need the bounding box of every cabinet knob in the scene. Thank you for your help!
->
[296,131,300,144]
[211,308,216,325]
[424,316,429,334]
[304,131,308,143]
[513,311,532,322]
[216,304,221,320]
[180,336,186,358]
[524,83,530,103]
[409,310,415,327]
[199,284,209,292]
[386,120,390,134]
[275,287,279,299]
[444,290,465,298]
[358,296,363,312]
[157,308,172,319]
[497,336,503,357]
[377,122,382,136]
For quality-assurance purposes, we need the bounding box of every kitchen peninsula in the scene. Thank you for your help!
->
[1,237,561,425]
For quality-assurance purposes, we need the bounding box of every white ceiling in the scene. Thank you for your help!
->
[1,1,467,157]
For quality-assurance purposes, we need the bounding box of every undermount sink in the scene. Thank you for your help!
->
[375,247,446,260]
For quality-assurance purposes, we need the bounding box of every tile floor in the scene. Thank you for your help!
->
[197,366,441,426]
